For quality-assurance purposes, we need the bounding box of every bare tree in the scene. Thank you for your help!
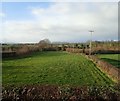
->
[38,39,51,51]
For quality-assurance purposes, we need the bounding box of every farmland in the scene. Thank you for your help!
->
[97,54,120,68]
[2,51,114,87]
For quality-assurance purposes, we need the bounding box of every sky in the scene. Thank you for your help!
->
[0,2,118,43]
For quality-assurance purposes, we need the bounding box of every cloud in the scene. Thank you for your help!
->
[1,2,118,43]
[0,12,5,17]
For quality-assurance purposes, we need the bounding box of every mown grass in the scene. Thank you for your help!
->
[2,51,114,87]
[97,54,120,68]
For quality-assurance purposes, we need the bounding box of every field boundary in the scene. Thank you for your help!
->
[66,48,120,55]
[2,85,120,101]
[84,54,120,83]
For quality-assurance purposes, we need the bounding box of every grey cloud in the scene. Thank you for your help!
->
[1,2,118,43]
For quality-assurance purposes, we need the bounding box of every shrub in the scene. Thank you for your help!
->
[16,45,30,55]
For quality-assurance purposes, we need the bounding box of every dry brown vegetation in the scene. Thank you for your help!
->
[2,41,119,57]
[16,45,30,55]
[66,48,83,53]
[2,85,120,101]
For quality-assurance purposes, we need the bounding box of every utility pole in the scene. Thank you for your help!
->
[89,30,94,55]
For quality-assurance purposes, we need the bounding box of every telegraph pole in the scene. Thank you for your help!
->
[89,30,94,55]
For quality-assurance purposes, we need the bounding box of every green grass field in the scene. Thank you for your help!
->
[2,51,114,87]
[97,54,120,68]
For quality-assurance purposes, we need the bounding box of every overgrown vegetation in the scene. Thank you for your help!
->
[2,85,120,101]
[2,40,120,58]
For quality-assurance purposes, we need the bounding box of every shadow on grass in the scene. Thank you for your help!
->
[2,51,67,61]
[101,58,120,68]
